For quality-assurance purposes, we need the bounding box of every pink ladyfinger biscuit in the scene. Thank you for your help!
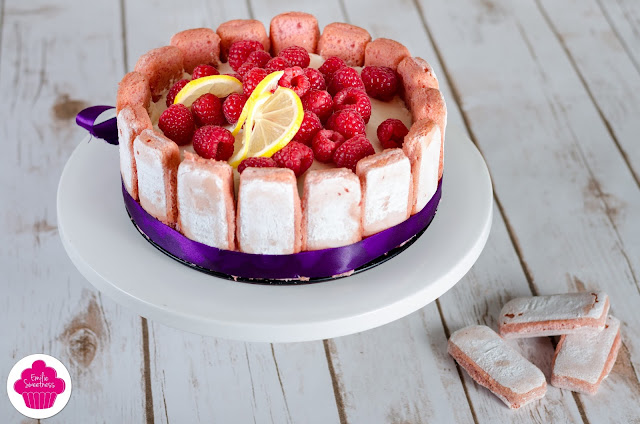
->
[270,12,320,55]
[116,72,151,113]
[302,169,362,251]
[403,120,441,214]
[117,105,152,200]
[407,87,447,180]
[317,23,372,67]
[356,149,413,237]
[177,152,235,250]
[364,38,411,71]
[397,57,440,96]
[448,325,547,409]
[134,46,184,101]
[133,129,180,227]
[216,19,270,61]
[499,292,610,338]
[551,315,622,395]
[170,28,221,73]
[236,168,302,254]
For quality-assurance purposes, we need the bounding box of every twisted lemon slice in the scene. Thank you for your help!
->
[231,71,284,136]
[173,75,243,107]
[228,87,303,168]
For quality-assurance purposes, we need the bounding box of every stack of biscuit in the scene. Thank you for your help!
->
[448,291,621,409]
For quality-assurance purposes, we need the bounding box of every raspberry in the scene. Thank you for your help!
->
[272,141,314,176]
[228,40,264,71]
[301,90,333,123]
[238,157,277,174]
[327,109,366,139]
[278,67,311,98]
[319,56,347,79]
[192,125,235,160]
[158,104,195,145]
[278,46,310,68]
[333,88,372,123]
[361,66,399,101]
[191,64,219,80]
[304,68,326,91]
[223,93,248,124]
[237,61,258,78]
[328,67,365,96]
[292,111,322,145]
[265,56,291,73]
[243,67,269,96]
[166,79,189,107]
[333,135,375,172]
[226,73,243,82]
[377,119,409,149]
[245,50,271,68]
[191,93,225,127]
[312,130,345,163]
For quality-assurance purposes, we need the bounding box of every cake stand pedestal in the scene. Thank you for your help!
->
[57,125,492,342]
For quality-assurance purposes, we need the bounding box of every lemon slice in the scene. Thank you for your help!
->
[173,75,243,107]
[231,70,284,136]
[229,87,303,167]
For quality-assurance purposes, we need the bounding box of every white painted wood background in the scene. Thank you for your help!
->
[1,0,639,422]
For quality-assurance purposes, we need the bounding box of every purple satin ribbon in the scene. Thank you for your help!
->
[76,105,442,280]
[123,181,441,280]
[76,106,119,145]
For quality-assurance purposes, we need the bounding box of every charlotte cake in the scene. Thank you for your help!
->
[116,12,447,269]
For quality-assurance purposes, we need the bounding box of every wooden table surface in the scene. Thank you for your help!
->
[2,0,639,422]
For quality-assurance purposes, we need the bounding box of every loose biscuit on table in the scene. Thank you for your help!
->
[499,291,610,338]
[551,315,622,395]
[448,325,547,409]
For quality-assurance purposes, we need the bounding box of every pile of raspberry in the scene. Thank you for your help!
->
[157,40,410,177]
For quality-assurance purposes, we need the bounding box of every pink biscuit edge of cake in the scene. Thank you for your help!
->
[177,152,236,251]
[134,129,181,227]
[170,28,222,73]
[403,119,441,215]
[117,105,153,201]
[116,71,152,114]
[216,19,270,61]
[499,295,610,338]
[236,168,302,254]
[301,168,363,251]
[550,324,622,395]
[364,38,411,71]
[269,11,320,55]
[133,46,184,101]
[317,22,372,67]
[447,340,547,409]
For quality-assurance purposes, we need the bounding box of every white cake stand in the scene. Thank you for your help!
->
[57,124,492,342]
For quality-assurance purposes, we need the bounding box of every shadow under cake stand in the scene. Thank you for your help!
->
[57,124,493,342]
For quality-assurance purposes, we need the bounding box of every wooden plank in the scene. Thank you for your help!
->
[318,0,581,422]
[0,0,146,422]
[537,0,640,185]
[124,2,341,421]
[418,0,640,422]
[596,0,640,75]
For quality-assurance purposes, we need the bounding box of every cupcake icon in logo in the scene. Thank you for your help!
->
[7,353,72,419]
[14,359,66,409]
